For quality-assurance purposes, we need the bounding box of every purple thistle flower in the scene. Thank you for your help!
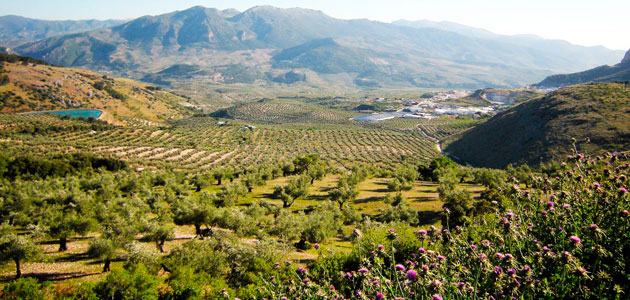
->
[506,212,514,218]
[593,182,601,188]
[507,268,516,275]
[570,236,581,243]
[376,292,384,300]
[542,210,548,216]
[395,264,406,272]
[563,204,571,209]
[377,244,385,251]
[547,201,555,207]
[432,295,443,300]
[493,266,503,275]
[345,272,352,278]
[470,244,477,249]
[358,268,369,273]
[496,253,505,259]
[302,278,310,283]
[437,255,446,261]
[418,247,427,253]
[313,244,320,250]
[589,224,599,230]
[620,187,627,194]
[406,270,418,282]
[297,267,306,273]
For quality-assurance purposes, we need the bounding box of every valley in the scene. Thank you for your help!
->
[0,4,628,300]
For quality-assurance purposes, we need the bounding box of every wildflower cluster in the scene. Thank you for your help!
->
[254,152,629,299]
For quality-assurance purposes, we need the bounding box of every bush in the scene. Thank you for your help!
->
[93,264,160,300]
[1,277,49,300]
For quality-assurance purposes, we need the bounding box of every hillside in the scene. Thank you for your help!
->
[11,6,624,89]
[0,54,191,123]
[535,49,630,88]
[444,82,630,168]
[209,99,357,124]
[458,88,543,106]
[0,15,125,48]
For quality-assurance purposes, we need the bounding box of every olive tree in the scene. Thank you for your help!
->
[0,234,42,278]
[273,175,310,208]
[329,180,359,209]
[41,205,93,251]
[143,223,174,253]
[172,196,214,235]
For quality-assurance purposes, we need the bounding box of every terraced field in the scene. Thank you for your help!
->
[0,114,450,171]
[210,99,358,124]
[416,117,480,140]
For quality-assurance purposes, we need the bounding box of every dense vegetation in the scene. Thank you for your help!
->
[0,124,627,299]
[446,83,630,168]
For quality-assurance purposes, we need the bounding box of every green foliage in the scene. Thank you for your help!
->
[302,202,342,243]
[272,210,303,244]
[0,152,126,181]
[214,183,247,207]
[41,205,94,251]
[93,264,160,300]
[273,175,311,208]
[0,233,42,278]
[172,196,214,235]
[163,239,228,277]
[1,277,49,300]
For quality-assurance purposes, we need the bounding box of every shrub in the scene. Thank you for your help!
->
[93,264,160,300]
[1,277,49,300]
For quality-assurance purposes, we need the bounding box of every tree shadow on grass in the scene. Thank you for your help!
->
[417,211,442,226]
[0,271,101,283]
[368,188,391,193]
[54,252,91,263]
[408,196,437,202]
[354,196,385,204]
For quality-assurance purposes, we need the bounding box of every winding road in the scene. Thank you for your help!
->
[417,125,442,153]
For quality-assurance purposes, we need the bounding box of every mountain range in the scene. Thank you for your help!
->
[535,49,630,88]
[0,15,125,48]
[3,6,626,89]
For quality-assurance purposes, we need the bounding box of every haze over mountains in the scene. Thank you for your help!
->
[0,15,125,48]
[2,6,625,89]
[535,49,630,88]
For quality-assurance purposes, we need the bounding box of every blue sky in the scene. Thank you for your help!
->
[1,0,628,50]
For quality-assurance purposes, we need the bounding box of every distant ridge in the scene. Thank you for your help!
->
[0,15,125,48]
[535,49,630,88]
[8,6,626,89]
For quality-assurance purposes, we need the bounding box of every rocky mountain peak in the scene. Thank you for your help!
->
[621,49,630,64]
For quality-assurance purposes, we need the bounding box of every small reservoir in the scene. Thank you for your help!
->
[352,112,405,122]
[30,109,103,119]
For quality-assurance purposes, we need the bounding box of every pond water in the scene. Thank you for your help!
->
[352,112,405,122]
[31,109,103,119]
